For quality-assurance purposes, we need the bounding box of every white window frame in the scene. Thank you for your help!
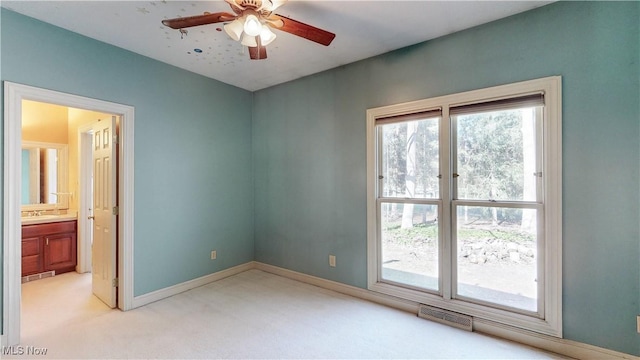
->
[366,76,562,337]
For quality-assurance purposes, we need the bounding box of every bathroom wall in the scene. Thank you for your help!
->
[21,100,68,143]
[20,101,112,212]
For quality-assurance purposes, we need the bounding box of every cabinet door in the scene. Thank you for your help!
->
[22,236,43,276]
[44,232,77,273]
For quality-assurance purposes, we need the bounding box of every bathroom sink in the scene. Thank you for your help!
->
[21,213,77,225]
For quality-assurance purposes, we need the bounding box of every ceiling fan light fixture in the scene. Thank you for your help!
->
[260,25,276,45]
[223,18,244,41]
[161,0,335,60]
[240,34,258,47]
[243,14,262,37]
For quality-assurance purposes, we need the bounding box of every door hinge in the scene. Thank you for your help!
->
[113,134,119,145]
[112,278,119,287]
[112,206,119,215]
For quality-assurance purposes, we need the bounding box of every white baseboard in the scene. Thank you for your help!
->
[253,262,638,360]
[473,318,640,360]
[131,262,254,308]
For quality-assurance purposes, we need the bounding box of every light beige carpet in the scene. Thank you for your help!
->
[11,269,568,359]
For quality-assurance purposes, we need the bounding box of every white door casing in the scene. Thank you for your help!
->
[91,117,118,308]
[77,126,95,274]
[2,82,135,347]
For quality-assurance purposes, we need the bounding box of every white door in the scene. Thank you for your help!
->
[91,116,117,308]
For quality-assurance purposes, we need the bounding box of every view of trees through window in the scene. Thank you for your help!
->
[456,108,537,202]
[380,118,440,291]
[379,107,540,313]
[381,118,440,199]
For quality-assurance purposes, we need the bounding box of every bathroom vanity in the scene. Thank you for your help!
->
[21,216,77,277]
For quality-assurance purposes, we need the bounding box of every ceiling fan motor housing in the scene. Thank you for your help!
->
[237,0,261,7]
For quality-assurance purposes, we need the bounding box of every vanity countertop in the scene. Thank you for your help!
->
[21,212,78,225]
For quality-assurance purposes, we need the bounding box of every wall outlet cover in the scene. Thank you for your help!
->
[329,255,336,267]
[211,250,217,260]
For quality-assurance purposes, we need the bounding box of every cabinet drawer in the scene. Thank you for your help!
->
[22,221,76,238]
[22,236,40,256]
[22,254,42,276]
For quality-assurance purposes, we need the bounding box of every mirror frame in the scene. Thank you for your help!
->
[21,140,69,211]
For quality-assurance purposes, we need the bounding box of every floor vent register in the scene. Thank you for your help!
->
[418,304,473,331]
[22,270,55,283]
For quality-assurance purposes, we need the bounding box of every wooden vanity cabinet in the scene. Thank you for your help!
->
[21,220,77,277]
[21,235,43,275]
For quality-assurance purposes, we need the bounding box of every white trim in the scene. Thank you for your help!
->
[3,82,23,346]
[365,107,378,293]
[77,125,94,274]
[254,262,636,360]
[118,111,135,311]
[473,319,640,360]
[2,82,135,345]
[365,76,563,337]
[131,262,254,308]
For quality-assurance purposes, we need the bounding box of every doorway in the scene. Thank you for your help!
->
[3,82,135,346]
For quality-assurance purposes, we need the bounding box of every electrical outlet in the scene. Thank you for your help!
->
[329,255,336,267]
[637,315,640,333]
[211,250,217,260]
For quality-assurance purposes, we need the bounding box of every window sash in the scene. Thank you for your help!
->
[378,199,442,294]
[376,116,441,200]
[451,105,544,203]
[451,200,544,317]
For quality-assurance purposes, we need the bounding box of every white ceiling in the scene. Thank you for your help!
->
[2,1,552,91]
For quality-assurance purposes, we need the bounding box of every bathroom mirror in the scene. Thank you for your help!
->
[21,141,69,211]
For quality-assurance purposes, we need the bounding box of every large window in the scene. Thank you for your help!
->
[366,77,562,336]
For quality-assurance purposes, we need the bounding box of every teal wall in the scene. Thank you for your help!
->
[0,6,255,320]
[2,1,639,357]
[253,1,639,356]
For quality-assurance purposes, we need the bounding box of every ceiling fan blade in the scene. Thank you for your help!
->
[269,14,335,46]
[248,36,268,60]
[162,12,236,29]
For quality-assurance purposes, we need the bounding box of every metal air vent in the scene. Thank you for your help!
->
[418,304,473,331]
[22,270,55,283]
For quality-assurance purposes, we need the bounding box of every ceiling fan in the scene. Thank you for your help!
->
[161,0,336,60]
